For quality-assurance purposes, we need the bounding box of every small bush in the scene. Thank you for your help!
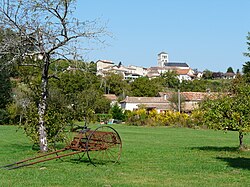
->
[110,103,125,121]
[95,113,112,123]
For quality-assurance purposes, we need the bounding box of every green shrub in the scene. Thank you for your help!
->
[110,103,125,121]
[95,113,112,123]
[123,110,131,121]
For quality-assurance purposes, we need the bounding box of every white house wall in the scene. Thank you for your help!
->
[97,61,114,70]
[128,65,144,76]
[121,103,138,111]
[178,75,191,82]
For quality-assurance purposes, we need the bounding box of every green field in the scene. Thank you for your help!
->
[1,125,250,187]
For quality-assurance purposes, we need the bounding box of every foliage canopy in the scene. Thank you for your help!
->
[199,79,250,149]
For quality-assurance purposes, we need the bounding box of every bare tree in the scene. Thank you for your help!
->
[0,0,108,152]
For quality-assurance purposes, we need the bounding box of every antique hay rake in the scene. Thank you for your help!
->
[2,125,122,170]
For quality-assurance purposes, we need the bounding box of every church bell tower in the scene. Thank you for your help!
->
[157,52,169,67]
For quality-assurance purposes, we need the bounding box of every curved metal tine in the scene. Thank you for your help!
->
[6,149,84,170]
[5,163,30,170]
[1,148,68,169]
[1,163,18,168]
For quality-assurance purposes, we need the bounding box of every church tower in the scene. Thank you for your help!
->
[157,52,169,67]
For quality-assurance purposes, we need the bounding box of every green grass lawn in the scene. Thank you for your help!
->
[1,125,250,187]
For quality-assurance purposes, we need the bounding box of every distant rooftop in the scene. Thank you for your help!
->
[104,94,117,101]
[164,62,189,67]
[120,96,168,103]
[96,60,114,64]
[158,51,168,55]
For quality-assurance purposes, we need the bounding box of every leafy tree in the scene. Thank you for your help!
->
[103,72,130,97]
[53,71,101,96]
[7,83,32,125]
[0,0,108,152]
[130,77,162,97]
[0,29,14,124]
[94,96,111,114]
[23,88,73,148]
[160,71,180,89]
[200,83,250,149]
[242,62,250,75]
[202,69,213,79]
[72,88,110,121]
[52,70,110,121]
[88,61,97,74]
[180,80,207,92]
[0,65,12,109]
[180,79,230,92]
[49,60,71,73]
[226,67,234,73]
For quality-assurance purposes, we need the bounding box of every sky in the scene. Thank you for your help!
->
[75,0,250,72]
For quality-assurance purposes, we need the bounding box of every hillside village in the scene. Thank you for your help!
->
[99,52,234,113]
[96,52,236,83]
[97,52,196,82]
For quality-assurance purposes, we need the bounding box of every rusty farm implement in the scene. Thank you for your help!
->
[2,125,122,169]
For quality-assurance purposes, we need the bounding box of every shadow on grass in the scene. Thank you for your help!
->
[191,146,239,152]
[1,143,33,154]
[69,158,119,166]
[217,157,250,170]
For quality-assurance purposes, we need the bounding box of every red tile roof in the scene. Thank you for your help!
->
[104,94,117,101]
[175,69,190,75]
[120,96,169,103]
[158,92,220,101]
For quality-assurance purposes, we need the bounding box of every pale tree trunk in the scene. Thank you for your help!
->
[38,54,50,152]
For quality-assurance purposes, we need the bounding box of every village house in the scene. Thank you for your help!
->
[159,92,219,112]
[120,96,171,113]
[223,72,236,79]
[96,60,144,81]
[120,91,219,113]
[103,94,118,106]
[96,60,115,76]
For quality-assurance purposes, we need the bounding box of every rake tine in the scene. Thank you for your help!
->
[6,163,30,170]
[0,162,18,168]
[4,149,84,170]
[1,148,68,169]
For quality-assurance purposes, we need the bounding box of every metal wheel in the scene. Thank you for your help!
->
[86,126,122,166]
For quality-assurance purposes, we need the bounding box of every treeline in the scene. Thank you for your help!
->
[103,71,232,98]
